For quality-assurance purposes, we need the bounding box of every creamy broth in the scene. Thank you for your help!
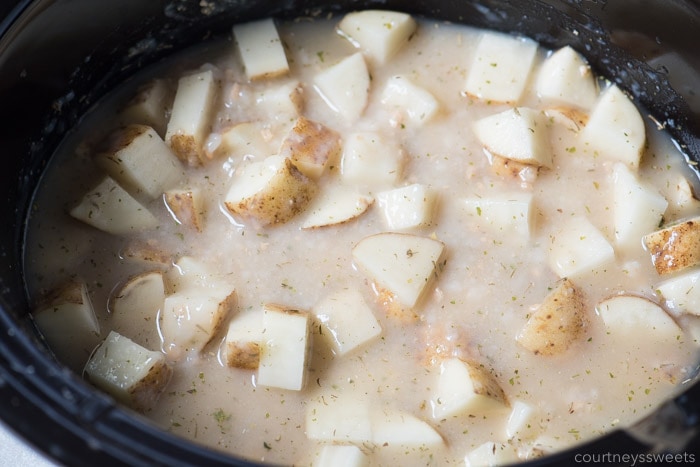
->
[24,11,700,466]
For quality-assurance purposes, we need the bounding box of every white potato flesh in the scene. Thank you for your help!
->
[306,394,372,443]
[464,442,519,467]
[32,280,100,372]
[119,79,172,136]
[69,176,159,235]
[278,116,341,179]
[95,125,183,200]
[216,121,278,160]
[224,155,316,226]
[164,188,205,232]
[536,46,598,110]
[352,232,445,309]
[463,192,534,241]
[111,271,165,349]
[224,308,264,369]
[656,269,700,316]
[313,288,381,356]
[314,444,368,467]
[165,69,217,166]
[257,304,310,391]
[643,216,700,275]
[84,331,172,412]
[596,295,683,344]
[380,75,440,128]
[371,409,443,449]
[233,18,289,80]
[473,107,553,168]
[612,162,668,253]
[465,32,538,104]
[547,217,615,278]
[580,85,646,169]
[376,183,437,230]
[314,53,370,122]
[253,81,303,122]
[430,358,509,419]
[338,10,416,65]
[663,174,700,219]
[506,400,538,440]
[516,278,587,356]
[160,287,236,358]
[301,186,374,229]
[340,132,404,186]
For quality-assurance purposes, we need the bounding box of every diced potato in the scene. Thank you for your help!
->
[160,287,236,358]
[579,85,646,169]
[120,239,171,266]
[376,183,437,230]
[215,121,278,160]
[313,289,381,356]
[119,79,172,136]
[278,116,341,179]
[224,155,317,227]
[431,358,509,419]
[257,304,310,391]
[338,10,417,65]
[253,81,303,122]
[464,442,519,467]
[464,193,534,241]
[233,18,289,80]
[380,75,439,128]
[506,400,538,440]
[164,188,205,232]
[32,280,100,372]
[70,176,159,235]
[612,162,668,253]
[596,295,683,344]
[465,32,538,104]
[314,444,368,467]
[301,186,374,229]
[110,271,165,349]
[352,232,445,309]
[224,309,264,369]
[644,216,700,275]
[536,46,598,110]
[516,278,587,356]
[371,409,443,449]
[547,217,615,278]
[84,331,172,412]
[306,393,372,443]
[656,269,700,316]
[340,132,404,186]
[115,117,190,182]
[314,53,370,122]
[473,107,553,168]
[165,69,218,166]
[663,174,700,219]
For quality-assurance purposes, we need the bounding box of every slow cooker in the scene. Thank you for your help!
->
[1,1,699,465]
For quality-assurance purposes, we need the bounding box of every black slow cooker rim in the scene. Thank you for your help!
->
[1,0,699,466]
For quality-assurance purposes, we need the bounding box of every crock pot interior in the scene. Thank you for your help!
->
[0,0,698,465]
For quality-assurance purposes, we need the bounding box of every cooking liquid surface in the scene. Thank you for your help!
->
[24,15,700,465]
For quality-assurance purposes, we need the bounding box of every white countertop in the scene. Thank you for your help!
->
[0,422,56,466]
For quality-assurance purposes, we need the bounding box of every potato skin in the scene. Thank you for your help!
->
[225,158,317,226]
[517,278,586,356]
[644,217,700,275]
